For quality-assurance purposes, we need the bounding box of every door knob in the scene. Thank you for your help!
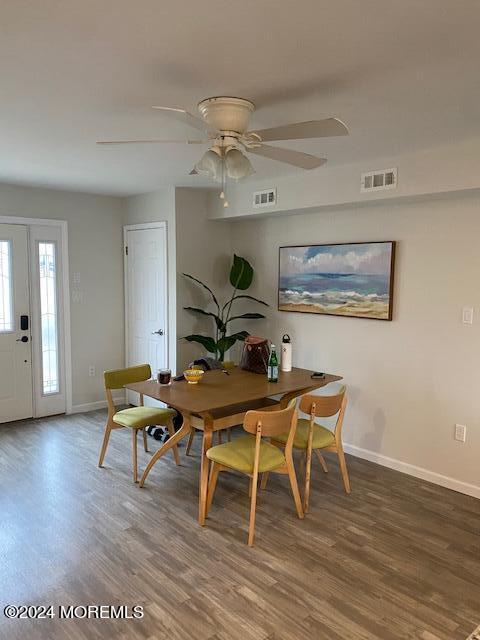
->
[16,336,29,343]
[152,329,164,336]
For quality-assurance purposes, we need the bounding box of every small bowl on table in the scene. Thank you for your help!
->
[183,369,205,384]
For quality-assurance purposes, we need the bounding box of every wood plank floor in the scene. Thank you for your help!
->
[0,410,479,640]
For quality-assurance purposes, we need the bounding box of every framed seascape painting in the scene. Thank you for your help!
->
[278,241,396,320]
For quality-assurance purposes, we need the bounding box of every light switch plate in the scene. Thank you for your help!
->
[462,307,474,324]
[454,424,466,443]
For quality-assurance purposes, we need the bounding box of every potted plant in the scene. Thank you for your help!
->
[182,255,268,362]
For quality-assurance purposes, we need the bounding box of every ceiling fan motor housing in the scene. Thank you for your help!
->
[197,96,255,136]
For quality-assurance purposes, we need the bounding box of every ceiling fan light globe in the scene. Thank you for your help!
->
[224,148,254,180]
[194,149,223,179]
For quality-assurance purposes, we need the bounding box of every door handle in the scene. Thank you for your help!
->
[151,330,164,336]
[16,336,29,343]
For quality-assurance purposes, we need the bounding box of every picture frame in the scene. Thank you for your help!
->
[278,241,396,320]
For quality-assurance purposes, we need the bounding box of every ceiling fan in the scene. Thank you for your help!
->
[97,96,348,204]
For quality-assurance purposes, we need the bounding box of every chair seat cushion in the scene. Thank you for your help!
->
[206,435,285,473]
[113,406,176,429]
[274,419,335,450]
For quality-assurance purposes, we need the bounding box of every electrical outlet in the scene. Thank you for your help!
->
[454,424,466,443]
[88,365,95,377]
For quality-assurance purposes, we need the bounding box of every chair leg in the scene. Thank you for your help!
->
[260,472,269,490]
[98,423,112,467]
[248,472,259,547]
[226,428,231,442]
[315,449,328,473]
[142,427,148,453]
[206,462,220,517]
[337,445,351,494]
[185,428,195,456]
[217,430,223,444]
[285,457,304,519]
[248,476,253,498]
[166,419,180,466]
[199,427,213,525]
[132,429,138,483]
[304,446,313,514]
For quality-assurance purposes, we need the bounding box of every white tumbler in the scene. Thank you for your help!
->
[281,334,292,372]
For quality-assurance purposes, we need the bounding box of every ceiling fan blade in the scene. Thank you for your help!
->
[250,117,348,142]
[247,144,327,169]
[152,106,219,136]
[96,139,207,145]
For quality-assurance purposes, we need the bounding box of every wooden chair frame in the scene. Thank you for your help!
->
[270,388,350,512]
[206,403,304,547]
[98,366,180,482]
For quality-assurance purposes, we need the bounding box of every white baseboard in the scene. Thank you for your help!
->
[343,442,480,500]
[70,394,125,415]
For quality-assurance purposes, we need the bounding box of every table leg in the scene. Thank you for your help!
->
[139,414,190,488]
[199,416,213,525]
[279,391,299,409]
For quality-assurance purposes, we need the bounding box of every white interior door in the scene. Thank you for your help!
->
[0,224,33,422]
[125,224,168,406]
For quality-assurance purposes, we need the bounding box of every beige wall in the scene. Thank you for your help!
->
[208,137,480,221]
[229,192,480,496]
[175,188,232,370]
[0,183,125,409]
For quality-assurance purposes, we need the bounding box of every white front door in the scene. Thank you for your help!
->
[0,225,33,421]
[125,224,168,406]
[0,222,67,423]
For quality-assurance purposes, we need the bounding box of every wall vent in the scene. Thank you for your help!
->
[253,188,277,208]
[361,168,397,192]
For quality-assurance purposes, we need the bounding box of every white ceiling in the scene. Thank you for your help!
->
[1,0,479,196]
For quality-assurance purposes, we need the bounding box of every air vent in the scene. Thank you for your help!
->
[253,188,277,208]
[361,168,397,192]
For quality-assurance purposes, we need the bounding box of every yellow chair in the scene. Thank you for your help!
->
[205,402,304,546]
[98,364,179,482]
[270,386,350,512]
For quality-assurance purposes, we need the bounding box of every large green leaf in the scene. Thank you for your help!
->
[229,255,253,291]
[226,313,266,323]
[222,294,269,312]
[182,273,220,313]
[219,332,249,356]
[184,307,225,332]
[228,330,249,341]
[216,336,237,356]
[216,331,250,359]
[182,334,217,354]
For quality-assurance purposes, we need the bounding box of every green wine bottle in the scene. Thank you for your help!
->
[267,344,279,383]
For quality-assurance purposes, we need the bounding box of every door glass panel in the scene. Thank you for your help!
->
[38,242,59,395]
[0,240,13,332]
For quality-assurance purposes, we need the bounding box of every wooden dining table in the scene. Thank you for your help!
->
[125,366,342,525]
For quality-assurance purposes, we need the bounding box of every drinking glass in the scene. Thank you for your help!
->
[157,368,171,385]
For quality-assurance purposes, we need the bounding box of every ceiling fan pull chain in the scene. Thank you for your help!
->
[220,155,229,208]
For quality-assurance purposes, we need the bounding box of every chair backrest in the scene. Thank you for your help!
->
[299,385,346,417]
[244,402,298,461]
[104,364,152,390]
[103,364,152,416]
[243,401,296,437]
[299,385,347,439]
